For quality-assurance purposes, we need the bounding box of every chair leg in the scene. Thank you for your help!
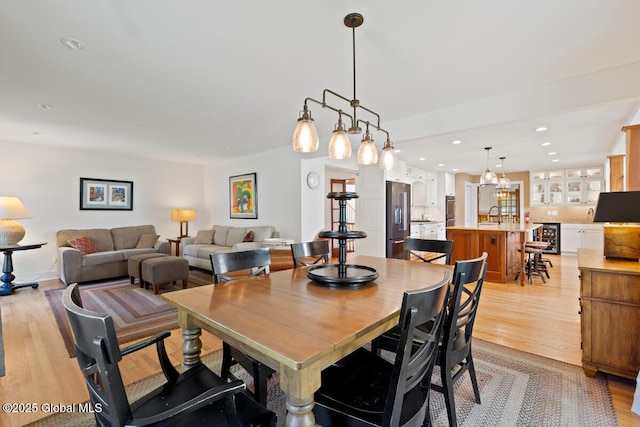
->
[466,354,481,404]
[220,342,233,380]
[441,364,458,427]
[253,363,269,407]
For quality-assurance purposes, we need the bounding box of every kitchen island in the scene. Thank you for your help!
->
[447,223,542,285]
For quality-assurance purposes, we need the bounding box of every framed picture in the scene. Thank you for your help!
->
[80,178,133,210]
[229,173,257,219]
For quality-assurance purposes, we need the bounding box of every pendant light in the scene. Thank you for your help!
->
[327,112,352,159]
[357,124,378,165]
[378,136,397,170]
[497,156,511,190]
[292,13,395,169]
[480,147,498,186]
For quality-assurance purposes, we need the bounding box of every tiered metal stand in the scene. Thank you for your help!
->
[307,192,378,288]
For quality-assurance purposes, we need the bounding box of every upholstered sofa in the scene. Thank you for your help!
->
[180,225,278,270]
[56,225,170,285]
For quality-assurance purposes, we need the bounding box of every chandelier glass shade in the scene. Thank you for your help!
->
[292,13,396,169]
[292,107,319,153]
[480,147,498,186]
[327,115,352,159]
[497,156,511,190]
[357,126,378,165]
[379,137,397,170]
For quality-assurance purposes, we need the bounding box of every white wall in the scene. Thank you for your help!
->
[203,146,302,241]
[1,140,205,281]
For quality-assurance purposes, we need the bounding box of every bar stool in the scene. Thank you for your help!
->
[526,241,551,279]
[516,247,547,284]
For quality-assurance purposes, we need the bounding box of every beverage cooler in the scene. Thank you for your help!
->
[533,222,561,254]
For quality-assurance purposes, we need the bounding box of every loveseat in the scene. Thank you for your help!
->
[180,225,277,270]
[56,225,170,285]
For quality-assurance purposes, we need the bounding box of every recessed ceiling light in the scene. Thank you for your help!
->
[548,152,557,155]
[38,103,54,109]
[552,159,560,163]
[437,163,444,167]
[535,126,547,132]
[32,131,41,135]
[541,141,551,146]
[452,140,462,145]
[394,149,401,153]
[60,37,84,50]
[452,168,459,172]
[419,157,426,161]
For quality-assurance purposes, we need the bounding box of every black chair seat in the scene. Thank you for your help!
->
[315,348,428,426]
[131,362,275,426]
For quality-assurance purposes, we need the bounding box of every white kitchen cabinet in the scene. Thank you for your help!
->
[561,223,604,253]
[530,170,564,206]
[564,167,603,205]
[426,180,438,206]
[385,159,408,182]
[409,222,443,240]
[437,223,446,240]
[411,180,427,206]
[444,172,455,196]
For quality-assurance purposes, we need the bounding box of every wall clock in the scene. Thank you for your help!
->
[306,171,320,189]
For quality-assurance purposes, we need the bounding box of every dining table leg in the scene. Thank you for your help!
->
[178,311,202,367]
[280,363,321,427]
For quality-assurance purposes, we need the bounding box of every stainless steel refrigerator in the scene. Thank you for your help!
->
[386,181,411,258]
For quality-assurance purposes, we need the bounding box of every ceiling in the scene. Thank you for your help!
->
[2,1,640,176]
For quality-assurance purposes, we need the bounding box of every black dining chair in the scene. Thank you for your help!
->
[210,248,274,406]
[313,270,451,427]
[404,237,454,264]
[371,253,488,427]
[62,283,276,427]
[432,253,488,427]
[291,240,330,268]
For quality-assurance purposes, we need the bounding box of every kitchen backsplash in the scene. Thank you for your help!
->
[411,206,444,221]
[527,206,597,224]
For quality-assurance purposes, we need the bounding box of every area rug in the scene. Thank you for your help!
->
[25,339,617,427]
[45,279,180,357]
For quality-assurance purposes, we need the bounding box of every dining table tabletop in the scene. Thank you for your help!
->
[161,255,452,427]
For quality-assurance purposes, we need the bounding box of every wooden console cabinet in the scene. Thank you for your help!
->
[578,248,640,379]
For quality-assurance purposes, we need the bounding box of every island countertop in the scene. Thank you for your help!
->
[447,223,542,232]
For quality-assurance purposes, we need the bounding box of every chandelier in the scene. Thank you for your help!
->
[497,156,511,190]
[480,147,498,186]
[292,13,397,170]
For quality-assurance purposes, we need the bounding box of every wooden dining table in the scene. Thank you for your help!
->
[161,255,451,427]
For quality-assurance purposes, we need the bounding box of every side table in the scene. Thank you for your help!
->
[262,238,295,248]
[0,242,47,296]
[167,238,182,257]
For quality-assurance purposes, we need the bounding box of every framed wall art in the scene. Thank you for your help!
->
[229,172,257,219]
[80,177,133,211]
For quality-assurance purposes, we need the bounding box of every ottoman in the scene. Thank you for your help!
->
[141,256,190,294]
[128,253,169,285]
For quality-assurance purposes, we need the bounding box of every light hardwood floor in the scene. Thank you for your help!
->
[0,254,638,426]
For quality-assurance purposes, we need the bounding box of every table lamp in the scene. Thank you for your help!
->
[171,209,196,238]
[593,191,640,260]
[0,196,31,245]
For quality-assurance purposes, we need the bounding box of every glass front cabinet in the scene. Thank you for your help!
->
[564,168,603,205]
[530,170,564,205]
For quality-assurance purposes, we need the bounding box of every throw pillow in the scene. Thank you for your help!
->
[67,236,99,255]
[194,230,215,244]
[243,231,255,242]
[136,234,160,249]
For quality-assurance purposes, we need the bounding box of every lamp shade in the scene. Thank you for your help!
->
[593,191,640,222]
[292,115,319,153]
[328,126,352,159]
[171,209,196,222]
[0,196,30,245]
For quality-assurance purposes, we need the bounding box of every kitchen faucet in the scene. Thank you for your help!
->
[488,205,502,224]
